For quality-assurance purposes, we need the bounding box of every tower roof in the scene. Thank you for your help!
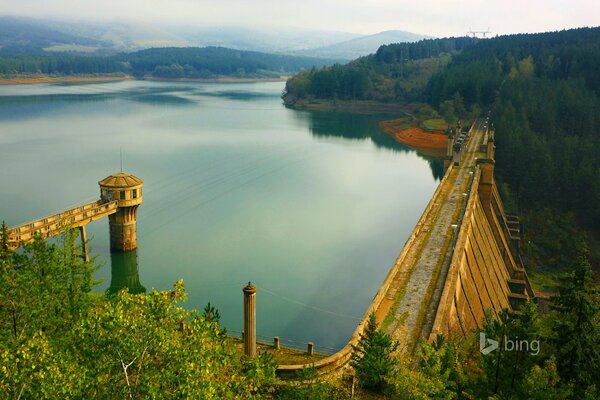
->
[98,173,143,188]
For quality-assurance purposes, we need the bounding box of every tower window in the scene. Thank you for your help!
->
[120,191,126,200]
[132,189,137,199]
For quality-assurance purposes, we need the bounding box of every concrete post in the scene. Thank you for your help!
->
[446,130,454,159]
[444,130,455,171]
[243,282,257,358]
[487,134,495,160]
[307,342,314,356]
[477,158,495,219]
[79,225,89,263]
[108,209,139,252]
[273,336,280,350]
[452,142,462,165]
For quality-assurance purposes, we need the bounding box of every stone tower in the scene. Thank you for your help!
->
[99,173,143,252]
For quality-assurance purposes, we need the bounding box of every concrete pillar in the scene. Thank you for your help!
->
[487,136,495,160]
[79,225,89,263]
[477,158,495,219]
[243,282,257,358]
[444,130,455,171]
[307,342,314,356]
[108,207,139,252]
[452,142,462,165]
[446,130,455,159]
[273,336,280,350]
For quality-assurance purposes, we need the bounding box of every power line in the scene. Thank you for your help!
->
[257,285,362,322]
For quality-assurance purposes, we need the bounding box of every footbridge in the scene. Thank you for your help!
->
[277,118,535,376]
[4,173,144,257]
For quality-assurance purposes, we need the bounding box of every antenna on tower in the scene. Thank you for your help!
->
[468,28,492,38]
[120,147,123,173]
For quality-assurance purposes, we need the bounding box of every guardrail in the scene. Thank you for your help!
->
[228,330,338,356]
[6,200,118,248]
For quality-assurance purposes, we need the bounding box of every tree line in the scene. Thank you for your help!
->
[427,27,600,243]
[283,37,478,103]
[0,47,338,79]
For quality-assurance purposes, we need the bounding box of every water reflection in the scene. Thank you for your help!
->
[108,249,146,294]
[292,109,445,180]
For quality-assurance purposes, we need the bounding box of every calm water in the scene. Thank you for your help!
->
[0,81,441,351]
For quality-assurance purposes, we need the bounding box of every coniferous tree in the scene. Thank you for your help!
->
[350,312,399,392]
[551,244,600,396]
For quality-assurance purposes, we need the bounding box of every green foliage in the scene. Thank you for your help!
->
[296,364,318,381]
[521,358,573,400]
[0,229,95,344]
[283,37,473,104]
[386,334,478,399]
[550,245,600,396]
[273,366,350,400]
[274,380,350,400]
[426,27,600,233]
[0,236,277,399]
[350,313,399,392]
[475,303,544,399]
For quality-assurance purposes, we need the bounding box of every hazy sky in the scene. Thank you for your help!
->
[1,0,598,36]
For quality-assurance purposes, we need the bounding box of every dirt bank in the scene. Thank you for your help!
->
[0,74,132,85]
[381,118,447,153]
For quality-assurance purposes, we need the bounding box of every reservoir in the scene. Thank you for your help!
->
[0,81,441,351]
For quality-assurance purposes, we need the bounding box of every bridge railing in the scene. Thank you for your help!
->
[6,200,118,248]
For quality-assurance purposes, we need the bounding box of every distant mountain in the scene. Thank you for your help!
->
[0,16,110,54]
[294,30,435,60]
[0,15,430,60]
[171,26,362,53]
[0,15,363,55]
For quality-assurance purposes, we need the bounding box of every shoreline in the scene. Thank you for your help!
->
[0,74,133,85]
[285,98,449,155]
[380,118,447,157]
[283,98,410,114]
[0,74,288,85]
[143,75,288,83]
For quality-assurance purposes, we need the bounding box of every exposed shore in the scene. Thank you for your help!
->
[0,74,133,85]
[381,118,447,152]
[282,97,410,114]
[144,75,288,83]
[285,98,449,155]
[0,74,288,85]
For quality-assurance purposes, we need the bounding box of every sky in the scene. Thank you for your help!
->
[0,0,598,37]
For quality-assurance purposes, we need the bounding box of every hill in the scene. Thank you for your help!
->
[121,47,341,78]
[283,37,478,104]
[0,46,340,79]
[294,30,434,60]
[0,16,110,54]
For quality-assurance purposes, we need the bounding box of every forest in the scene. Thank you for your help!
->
[0,47,337,78]
[283,37,478,103]
[284,27,600,274]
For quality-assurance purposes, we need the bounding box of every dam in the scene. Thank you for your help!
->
[277,118,535,375]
